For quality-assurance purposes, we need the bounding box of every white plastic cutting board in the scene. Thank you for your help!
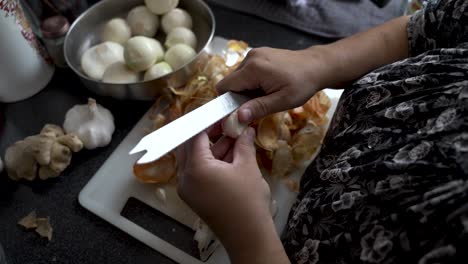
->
[79,36,343,264]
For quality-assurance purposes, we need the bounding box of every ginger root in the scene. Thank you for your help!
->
[5,124,83,181]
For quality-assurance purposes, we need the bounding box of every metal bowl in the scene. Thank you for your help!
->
[64,0,215,100]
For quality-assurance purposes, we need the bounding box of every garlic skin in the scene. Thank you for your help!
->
[81,42,124,80]
[63,98,115,150]
[102,62,140,84]
[161,8,193,34]
[164,43,196,70]
[101,18,132,44]
[144,61,173,81]
[222,111,248,138]
[165,27,197,49]
[127,6,159,37]
[145,0,179,15]
[125,36,165,72]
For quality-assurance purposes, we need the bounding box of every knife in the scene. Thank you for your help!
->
[129,91,251,164]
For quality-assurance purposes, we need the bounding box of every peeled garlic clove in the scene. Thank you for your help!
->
[133,153,176,183]
[101,18,131,44]
[161,8,193,34]
[145,0,179,15]
[144,61,173,81]
[102,62,140,84]
[222,111,247,139]
[164,43,196,70]
[165,27,197,49]
[270,199,278,218]
[127,6,159,37]
[125,36,164,72]
[81,41,124,80]
[271,140,293,178]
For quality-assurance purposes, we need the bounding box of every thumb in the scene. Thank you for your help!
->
[237,93,286,123]
[233,127,257,165]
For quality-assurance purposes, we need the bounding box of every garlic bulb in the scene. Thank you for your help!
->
[101,18,132,44]
[144,62,173,81]
[222,111,247,138]
[102,62,140,84]
[63,98,115,150]
[0,156,4,174]
[165,27,197,49]
[161,8,192,34]
[145,0,179,15]
[81,42,124,80]
[125,36,165,72]
[127,6,159,37]
[164,43,196,70]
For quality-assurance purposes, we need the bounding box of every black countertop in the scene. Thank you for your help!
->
[0,2,327,264]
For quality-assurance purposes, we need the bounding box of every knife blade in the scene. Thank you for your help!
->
[129,91,251,164]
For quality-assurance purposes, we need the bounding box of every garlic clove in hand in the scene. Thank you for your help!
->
[222,110,248,138]
[63,98,115,150]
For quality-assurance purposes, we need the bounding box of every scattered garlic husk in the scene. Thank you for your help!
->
[125,36,164,72]
[271,140,293,178]
[102,62,140,84]
[155,187,167,203]
[222,111,247,139]
[193,218,220,262]
[256,114,282,151]
[145,0,179,15]
[81,41,124,80]
[63,98,115,150]
[164,43,196,70]
[35,217,53,241]
[161,8,193,34]
[101,18,132,44]
[291,121,324,166]
[165,27,197,49]
[127,5,159,37]
[133,153,176,183]
[18,211,38,229]
[144,61,173,81]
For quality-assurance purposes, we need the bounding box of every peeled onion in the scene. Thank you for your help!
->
[81,41,124,80]
[144,62,173,81]
[101,18,131,44]
[102,62,139,84]
[165,27,197,49]
[145,0,179,15]
[124,36,164,72]
[161,8,192,34]
[127,6,159,37]
[164,43,196,70]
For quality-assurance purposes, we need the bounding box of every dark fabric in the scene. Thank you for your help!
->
[282,0,468,263]
[206,0,403,39]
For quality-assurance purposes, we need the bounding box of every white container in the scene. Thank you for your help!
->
[0,0,54,103]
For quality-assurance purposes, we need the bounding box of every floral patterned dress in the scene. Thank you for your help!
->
[282,0,468,263]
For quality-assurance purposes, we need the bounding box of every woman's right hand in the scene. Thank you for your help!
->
[216,46,336,123]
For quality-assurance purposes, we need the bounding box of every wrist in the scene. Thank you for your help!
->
[214,214,289,264]
[301,45,346,90]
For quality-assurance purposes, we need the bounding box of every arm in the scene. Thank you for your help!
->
[217,16,410,123]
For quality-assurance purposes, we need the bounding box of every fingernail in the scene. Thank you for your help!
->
[239,108,252,123]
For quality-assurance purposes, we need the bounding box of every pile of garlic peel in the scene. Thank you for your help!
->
[81,0,197,84]
[63,98,115,150]
[133,40,331,184]
[5,124,83,181]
